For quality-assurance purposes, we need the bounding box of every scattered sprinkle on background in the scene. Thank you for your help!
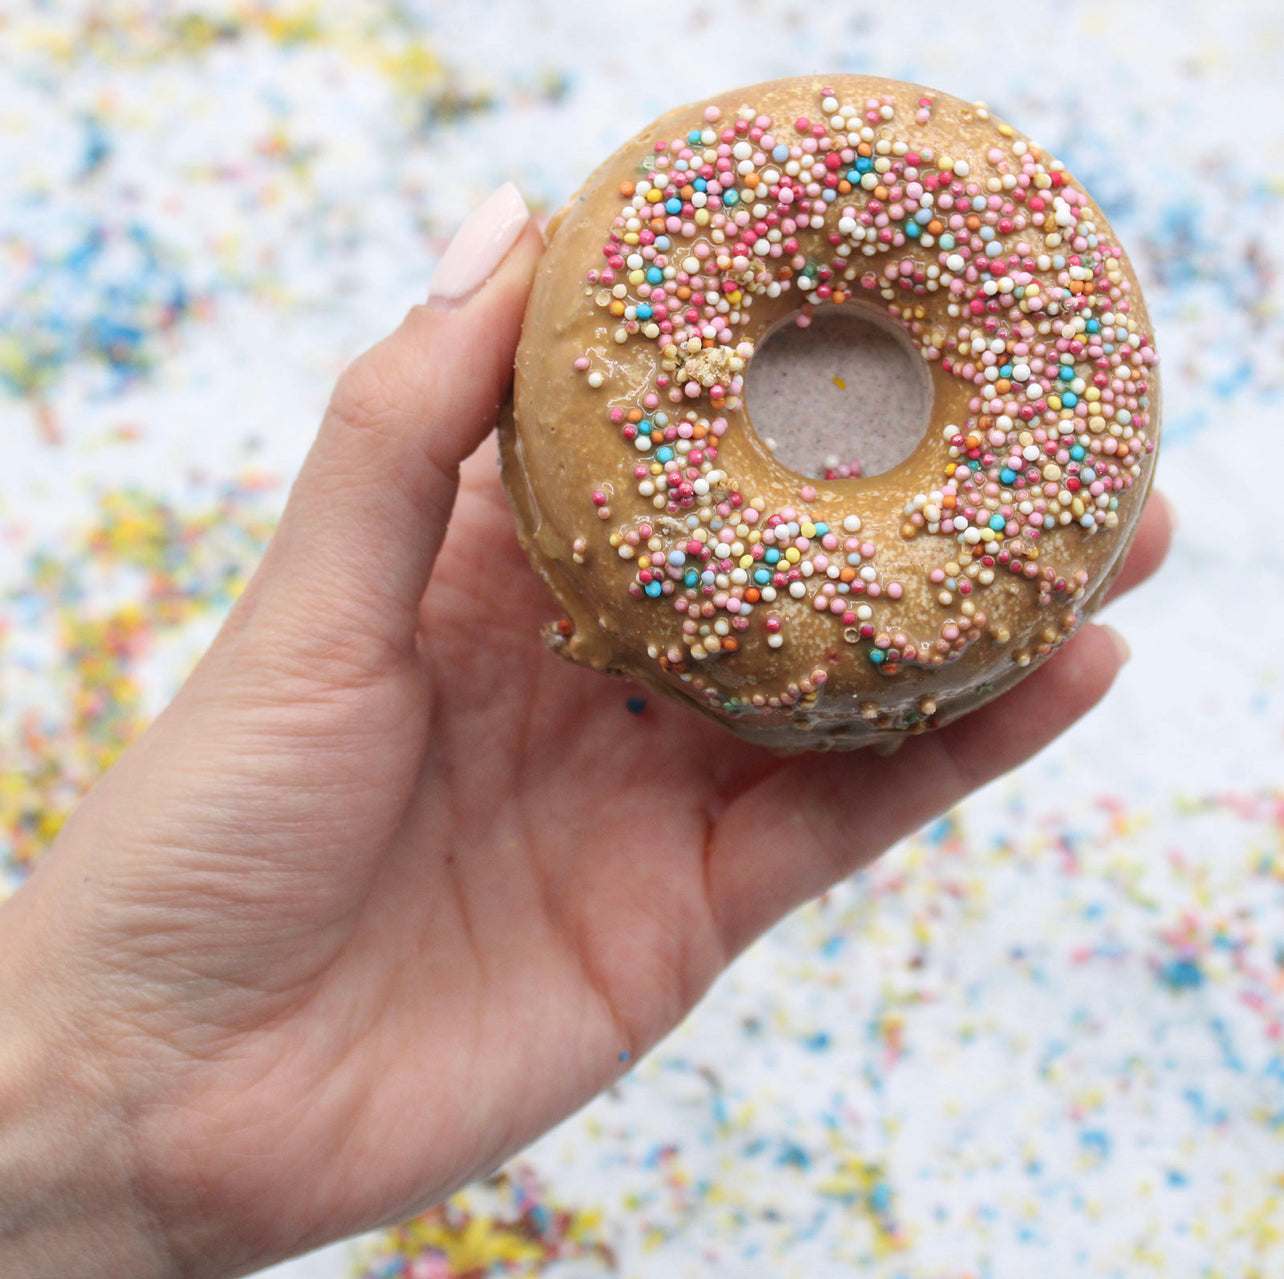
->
[2,2,1281,1276]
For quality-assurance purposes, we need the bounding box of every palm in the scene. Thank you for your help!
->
[138,444,768,1265]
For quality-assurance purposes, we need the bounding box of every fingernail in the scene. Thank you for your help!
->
[428,183,530,304]
[1154,488,1180,530]
[1102,623,1131,666]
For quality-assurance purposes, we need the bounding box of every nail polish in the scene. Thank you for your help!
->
[428,182,530,304]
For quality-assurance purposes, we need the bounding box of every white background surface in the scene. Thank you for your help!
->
[3,2,1282,1275]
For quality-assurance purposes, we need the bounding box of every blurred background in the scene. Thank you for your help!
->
[2,2,1281,1275]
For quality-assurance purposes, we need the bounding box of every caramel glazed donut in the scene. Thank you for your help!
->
[503,75,1160,750]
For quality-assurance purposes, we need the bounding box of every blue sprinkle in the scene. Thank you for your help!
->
[655,446,673,462]
[646,266,663,284]
[1000,468,1017,485]
[693,178,707,192]
[644,580,662,598]
[813,522,829,535]
[764,547,780,563]
[665,197,682,214]
[1086,317,1100,332]
[773,144,790,162]
[1071,444,1086,460]
[869,649,885,664]
[1079,1129,1113,1161]
[687,129,703,144]
[777,1142,811,1169]
[1061,391,1078,407]
[635,303,653,320]
[637,419,652,434]
[904,221,920,238]
[989,513,1006,531]
[684,569,699,587]
[722,189,739,206]
[753,568,771,585]
[625,697,647,715]
[1159,957,1205,991]
[1059,365,1075,381]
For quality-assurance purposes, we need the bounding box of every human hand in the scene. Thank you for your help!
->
[0,183,1174,1278]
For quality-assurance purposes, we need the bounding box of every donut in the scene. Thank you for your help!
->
[503,75,1159,750]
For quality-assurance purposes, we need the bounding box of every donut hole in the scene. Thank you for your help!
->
[743,304,933,481]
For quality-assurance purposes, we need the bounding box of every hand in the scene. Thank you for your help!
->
[0,185,1174,1278]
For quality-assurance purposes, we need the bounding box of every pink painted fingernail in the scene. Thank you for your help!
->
[1102,623,1131,666]
[428,182,530,304]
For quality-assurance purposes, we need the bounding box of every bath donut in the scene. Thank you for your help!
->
[502,75,1159,750]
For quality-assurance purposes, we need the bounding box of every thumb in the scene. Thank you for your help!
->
[246,183,542,670]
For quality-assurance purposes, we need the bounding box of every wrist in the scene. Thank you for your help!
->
[0,892,174,1279]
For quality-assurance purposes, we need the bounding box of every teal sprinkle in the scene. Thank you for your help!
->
[722,189,739,206]
[764,547,780,564]
[1159,957,1205,990]
[989,514,1006,531]
[753,568,771,585]
[684,569,698,587]
[1071,445,1086,460]
[905,221,921,239]
[665,197,682,214]
[644,580,662,598]
[646,266,663,284]
[635,304,653,320]
[939,233,955,250]
[655,446,673,462]
[869,649,885,664]
[1059,366,1075,381]
[1061,391,1078,407]
[637,419,652,434]
[1000,468,1017,484]
[687,129,702,144]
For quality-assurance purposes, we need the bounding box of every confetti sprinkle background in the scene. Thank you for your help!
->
[2,2,1281,1276]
